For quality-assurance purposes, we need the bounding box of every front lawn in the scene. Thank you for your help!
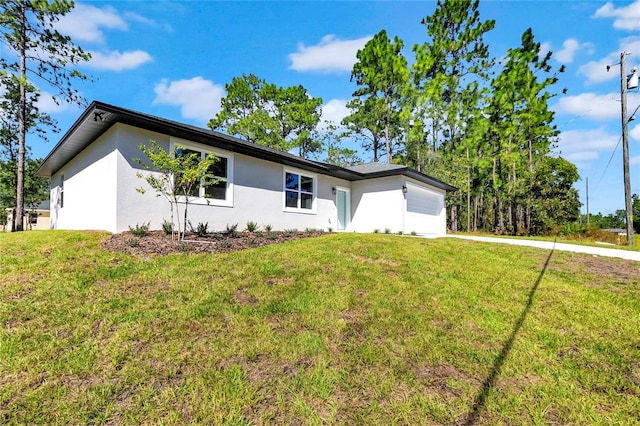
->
[1,231,638,424]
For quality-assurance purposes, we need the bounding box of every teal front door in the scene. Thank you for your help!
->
[336,188,350,231]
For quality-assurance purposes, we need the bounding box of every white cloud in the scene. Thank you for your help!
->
[629,122,640,141]
[289,34,372,73]
[56,4,127,43]
[557,128,619,167]
[553,92,619,121]
[35,92,73,114]
[555,38,594,63]
[631,155,640,165]
[321,99,350,126]
[153,77,224,123]
[579,37,640,85]
[86,50,152,72]
[594,1,640,31]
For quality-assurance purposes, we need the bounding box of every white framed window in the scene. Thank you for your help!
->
[283,168,316,213]
[170,138,234,207]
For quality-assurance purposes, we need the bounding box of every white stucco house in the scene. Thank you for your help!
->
[36,102,456,235]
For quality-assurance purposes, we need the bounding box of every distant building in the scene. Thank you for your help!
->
[5,200,51,231]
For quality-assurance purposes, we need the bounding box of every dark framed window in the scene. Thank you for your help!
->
[174,148,230,202]
[284,171,314,211]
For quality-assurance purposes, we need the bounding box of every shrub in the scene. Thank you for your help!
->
[245,221,259,233]
[129,222,150,237]
[264,224,273,233]
[225,223,239,238]
[327,227,333,233]
[195,222,209,237]
[397,231,403,235]
[384,228,391,234]
[410,231,417,236]
[161,219,173,235]
[283,228,298,237]
[126,238,140,247]
[373,229,380,234]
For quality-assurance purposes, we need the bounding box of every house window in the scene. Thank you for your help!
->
[284,170,315,212]
[204,156,228,200]
[171,140,233,207]
[29,213,38,225]
[60,175,64,208]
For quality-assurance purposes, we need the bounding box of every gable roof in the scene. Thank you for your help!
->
[36,101,457,192]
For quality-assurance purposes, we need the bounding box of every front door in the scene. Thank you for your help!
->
[336,187,350,231]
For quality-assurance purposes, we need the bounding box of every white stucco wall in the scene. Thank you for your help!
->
[101,124,353,233]
[50,130,119,232]
[403,178,446,236]
[48,123,447,235]
[350,176,405,233]
[349,175,447,235]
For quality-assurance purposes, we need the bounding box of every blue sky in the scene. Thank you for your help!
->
[8,0,640,215]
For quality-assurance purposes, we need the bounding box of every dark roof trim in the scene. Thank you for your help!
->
[36,101,456,192]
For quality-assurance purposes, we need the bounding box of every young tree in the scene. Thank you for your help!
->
[0,0,90,231]
[344,29,408,163]
[135,141,220,240]
[208,74,323,157]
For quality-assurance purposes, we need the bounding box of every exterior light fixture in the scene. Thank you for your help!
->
[402,184,408,194]
[331,186,336,194]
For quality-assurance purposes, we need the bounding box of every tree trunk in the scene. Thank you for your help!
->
[466,147,471,232]
[450,204,457,232]
[14,3,27,232]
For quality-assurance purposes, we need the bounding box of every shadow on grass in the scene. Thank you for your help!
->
[461,243,555,426]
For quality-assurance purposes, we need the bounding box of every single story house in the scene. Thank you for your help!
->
[5,200,51,232]
[36,101,456,235]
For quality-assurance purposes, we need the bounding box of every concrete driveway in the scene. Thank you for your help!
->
[448,235,640,262]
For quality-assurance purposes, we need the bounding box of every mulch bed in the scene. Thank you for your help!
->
[103,229,328,256]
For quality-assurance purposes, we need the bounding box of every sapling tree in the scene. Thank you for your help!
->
[135,140,220,240]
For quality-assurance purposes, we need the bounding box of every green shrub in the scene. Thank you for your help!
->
[384,228,391,234]
[129,222,150,237]
[161,220,173,235]
[283,228,298,237]
[245,221,259,233]
[264,224,273,233]
[225,223,239,238]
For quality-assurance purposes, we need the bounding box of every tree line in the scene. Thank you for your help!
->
[2,0,580,235]
[209,0,580,235]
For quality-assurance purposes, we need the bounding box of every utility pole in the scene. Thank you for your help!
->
[619,52,635,246]
[586,177,589,227]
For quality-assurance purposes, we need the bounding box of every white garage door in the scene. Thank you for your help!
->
[405,183,444,234]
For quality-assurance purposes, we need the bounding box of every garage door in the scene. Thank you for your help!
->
[405,183,444,234]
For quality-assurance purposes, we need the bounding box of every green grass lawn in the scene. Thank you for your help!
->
[1,231,639,425]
